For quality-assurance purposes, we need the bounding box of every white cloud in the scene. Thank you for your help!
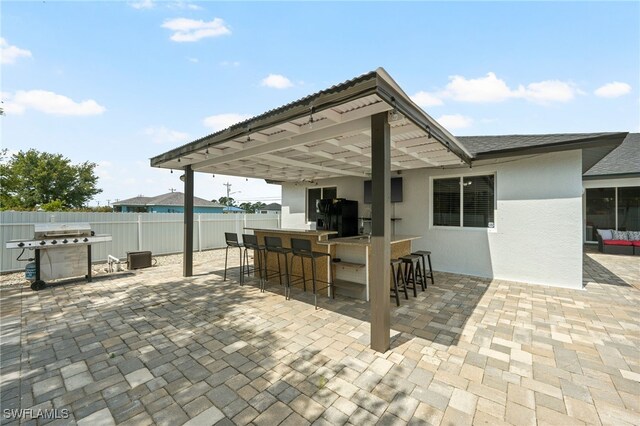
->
[0,38,32,65]
[130,0,155,9]
[144,126,191,144]
[594,81,632,98]
[3,90,106,116]
[444,72,515,103]
[162,17,231,42]
[519,80,577,103]
[411,91,443,107]
[436,114,473,129]
[203,113,251,131]
[421,72,580,105]
[261,74,294,89]
[168,1,203,10]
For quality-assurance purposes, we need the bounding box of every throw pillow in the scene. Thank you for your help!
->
[611,230,628,240]
[627,230,640,241]
[597,229,613,240]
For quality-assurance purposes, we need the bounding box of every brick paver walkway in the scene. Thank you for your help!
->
[1,250,638,425]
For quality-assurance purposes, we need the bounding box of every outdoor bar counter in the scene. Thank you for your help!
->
[246,228,420,301]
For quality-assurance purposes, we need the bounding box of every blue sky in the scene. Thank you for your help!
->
[2,1,638,207]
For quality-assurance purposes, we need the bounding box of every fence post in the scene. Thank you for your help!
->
[138,215,142,250]
[198,214,202,252]
[277,212,281,229]
[236,214,241,236]
[243,213,247,233]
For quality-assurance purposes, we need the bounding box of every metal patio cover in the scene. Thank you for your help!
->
[150,68,472,179]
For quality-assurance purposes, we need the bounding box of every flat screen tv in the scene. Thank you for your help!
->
[363,177,403,204]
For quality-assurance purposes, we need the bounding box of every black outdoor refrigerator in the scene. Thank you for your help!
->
[315,198,358,238]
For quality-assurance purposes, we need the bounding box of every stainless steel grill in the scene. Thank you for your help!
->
[5,222,112,291]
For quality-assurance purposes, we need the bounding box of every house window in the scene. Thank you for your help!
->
[433,175,495,228]
[586,186,640,241]
[307,186,337,222]
[618,187,640,232]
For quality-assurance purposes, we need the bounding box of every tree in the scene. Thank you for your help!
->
[216,196,237,207]
[0,149,102,210]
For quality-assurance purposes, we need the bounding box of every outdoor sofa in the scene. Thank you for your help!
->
[596,229,640,255]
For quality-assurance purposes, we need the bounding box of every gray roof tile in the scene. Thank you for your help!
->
[584,133,640,177]
[114,192,224,208]
[457,132,621,157]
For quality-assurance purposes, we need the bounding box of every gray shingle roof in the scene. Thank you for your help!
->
[264,203,281,211]
[113,192,224,208]
[458,132,624,157]
[584,133,640,177]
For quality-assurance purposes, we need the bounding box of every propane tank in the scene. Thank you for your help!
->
[25,262,36,282]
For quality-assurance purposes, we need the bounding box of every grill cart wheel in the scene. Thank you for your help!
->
[31,280,46,291]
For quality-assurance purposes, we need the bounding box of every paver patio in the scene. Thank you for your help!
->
[1,249,638,425]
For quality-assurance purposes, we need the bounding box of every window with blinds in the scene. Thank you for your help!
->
[433,178,461,226]
[433,174,495,228]
[463,175,495,227]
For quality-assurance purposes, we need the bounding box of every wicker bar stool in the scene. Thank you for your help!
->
[411,250,434,289]
[400,254,423,297]
[390,259,408,306]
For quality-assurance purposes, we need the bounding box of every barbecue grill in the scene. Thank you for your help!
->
[6,223,112,291]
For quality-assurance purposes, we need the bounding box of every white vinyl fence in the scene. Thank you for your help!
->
[0,212,280,273]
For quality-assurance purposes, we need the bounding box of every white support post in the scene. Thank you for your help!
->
[137,215,142,250]
[198,214,202,252]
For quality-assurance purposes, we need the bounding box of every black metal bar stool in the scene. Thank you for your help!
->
[289,238,334,309]
[242,234,267,291]
[263,236,292,299]
[400,254,423,297]
[390,259,408,306]
[411,250,435,289]
[224,232,244,283]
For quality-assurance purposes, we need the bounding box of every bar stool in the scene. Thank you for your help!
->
[224,232,244,283]
[263,236,292,299]
[400,254,423,297]
[411,250,435,289]
[242,234,267,291]
[390,259,408,306]
[289,238,334,309]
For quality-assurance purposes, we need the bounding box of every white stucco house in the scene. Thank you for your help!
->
[280,132,633,289]
[152,68,631,292]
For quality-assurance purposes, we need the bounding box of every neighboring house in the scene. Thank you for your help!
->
[259,203,281,214]
[222,206,245,213]
[582,133,640,242]
[113,192,225,213]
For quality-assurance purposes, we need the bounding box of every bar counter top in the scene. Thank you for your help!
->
[245,227,338,237]
[318,234,421,246]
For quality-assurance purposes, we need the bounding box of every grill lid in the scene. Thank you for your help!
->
[34,223,92,238]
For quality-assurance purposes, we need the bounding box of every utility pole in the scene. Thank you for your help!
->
[169,188,176,193]
[223,182,232,199]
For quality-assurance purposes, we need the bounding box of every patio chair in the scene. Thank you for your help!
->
[289,237,334,309]
[224,232,244,283]
[264,236,292,300]
[242,234,267,291]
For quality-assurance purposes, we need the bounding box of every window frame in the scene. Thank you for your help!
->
[429,172,497,231]
[306,186,338,223]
